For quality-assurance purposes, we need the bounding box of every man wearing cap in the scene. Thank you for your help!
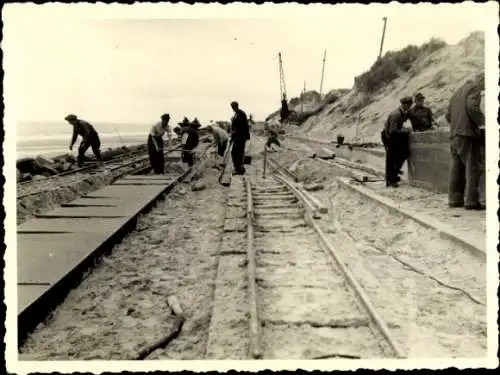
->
[408,93,437,132]
[65,114,103,168]
[230,101,250,175]
[265,122,281,150]
[446,74,486,210]
[179,118,200,167]
[147,113,172,174]
[381,97,413,187]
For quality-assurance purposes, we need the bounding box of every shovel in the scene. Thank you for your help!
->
[218,140,234,187]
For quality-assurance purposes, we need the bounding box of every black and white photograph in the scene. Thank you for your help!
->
[3,2,498,372]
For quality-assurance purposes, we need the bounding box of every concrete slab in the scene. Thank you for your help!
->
[113,181,172,186]
[121,175,175,180]
[18,284,50,314]
[35,204,144,218]
[17,232,110,284]
[84,184,167,199]
[17,217,128,233]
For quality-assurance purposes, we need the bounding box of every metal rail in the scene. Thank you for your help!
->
[17,145,183,200]
[18,141,182,186]
[268,167,406,358]
[243,177,263,359]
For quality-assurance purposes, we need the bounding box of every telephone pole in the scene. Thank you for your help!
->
[301,81,306,113]
[378,17,388,61]
[319,49,327,96]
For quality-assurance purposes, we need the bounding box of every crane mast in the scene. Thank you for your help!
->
[278,52,287,102]
[319,49,327,96]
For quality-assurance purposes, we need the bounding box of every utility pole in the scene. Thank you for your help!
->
[378,17,388,61]
[301,80,306,114]
[319,49,327,96]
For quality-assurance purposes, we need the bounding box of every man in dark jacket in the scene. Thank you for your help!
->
[408,93,437,132]
[180,121,200,167]
[65,114,103,167]
[230,101,250,175]
[446,74,485,210]
[381,97,413,187]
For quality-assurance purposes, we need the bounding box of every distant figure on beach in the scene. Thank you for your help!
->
[381,97,413,188]
[408,93,437,132]
[179,119,200,167]
[148,113,172,174]
[446,73,485,210]
[206,125,229,158]
[230,101,250,175]
[65,114,103,168]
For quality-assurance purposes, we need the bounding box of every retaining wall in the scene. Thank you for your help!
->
[408,130,485,198]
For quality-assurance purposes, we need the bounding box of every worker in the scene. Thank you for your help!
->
[230,101,250,175]
[206,124,229,158]
[446,74,485,210]
[381,97,413,187]
[248,114,255,131]
[147,113,172,174]
[65,114,103,168]
[408,93,437,132]
[265,123,281,150]
[180,120,200,167]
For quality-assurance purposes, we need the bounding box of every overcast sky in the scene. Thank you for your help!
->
[3,2,493,131]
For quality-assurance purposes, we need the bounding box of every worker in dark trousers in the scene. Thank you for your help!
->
[381,97,413,187]
[65,114,103,168]
[265,123,281,150]
[408,92,438,132]
[147,113,171,174]
[446,74,485,210]
[180,121,200,167]
[230,101,250,175]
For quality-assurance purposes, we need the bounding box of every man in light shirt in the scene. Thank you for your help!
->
[206,125,229,158]
[147,113,172,174]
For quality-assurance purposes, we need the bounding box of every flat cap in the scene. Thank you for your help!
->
[161,113,170,120]
[414,92,425,99]
[400,96,413,104]
[65,114,77,121]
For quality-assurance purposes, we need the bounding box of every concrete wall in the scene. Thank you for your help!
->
[408,130,485,197]
[408,131,452,192]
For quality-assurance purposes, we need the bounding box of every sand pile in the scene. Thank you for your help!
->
[17,171,118,225]
[267,31,484,143]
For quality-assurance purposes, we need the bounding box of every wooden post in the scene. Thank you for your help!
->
[262,142,267,179]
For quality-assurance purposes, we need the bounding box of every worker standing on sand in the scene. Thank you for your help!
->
[206,125,229,159]
[265,123,281,150]
[408,93,438,132]
[381,97,413,188]
[446,74,485,210]
[180,120,200,167]
[147,113,172,174]
[65,114,103,168]
[230,101,250,175]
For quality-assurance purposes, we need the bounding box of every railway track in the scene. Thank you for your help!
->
[206,161,405,359]
[17,146,186,201]
[17,144,183,200]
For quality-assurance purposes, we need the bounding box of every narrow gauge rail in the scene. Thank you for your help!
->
[17,144,183,200]
[206,158,405,359]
